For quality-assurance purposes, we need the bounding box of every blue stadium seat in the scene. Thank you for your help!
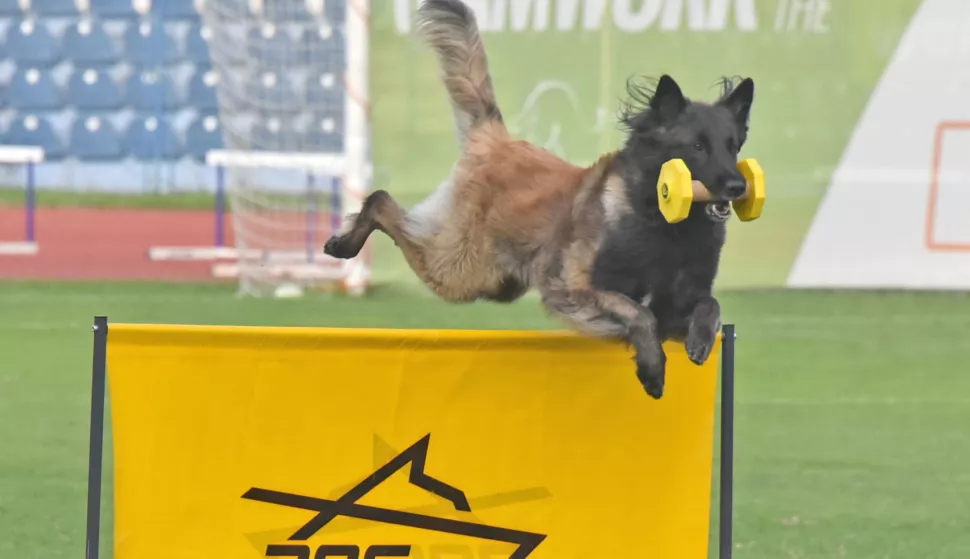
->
[245,71,299,112]
[187,68,219,111]
[124,19,178,65]
[260,0,311,21]
[305,71,343,109]
[152,0,199,20]
[325,0,346,23]
[301,24,345,70]
[185,113,222,161]
[3,114,66,160]
[125,115,182,160]
[34,0,82,16]
[70,114,123,159]
[5,68,62,110]
[68,68,124,110]
[184,23,212,64]
[90,0,139,19]
[0,0,24,15]
[246,23,297,67]
[305,112,343,153]
[126,70,180,111]
[251,116,299,151]
[63,18,120,66]
[3,18,61,67]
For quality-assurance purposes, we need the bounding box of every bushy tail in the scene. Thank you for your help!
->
[415,0,504,150]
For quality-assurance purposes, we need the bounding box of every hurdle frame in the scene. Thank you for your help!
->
[0,145,45,256]
[84,317,737,559]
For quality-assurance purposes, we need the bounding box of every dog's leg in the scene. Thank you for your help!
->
[684,295,721,366]
[481,276,529,303]
[324,190,433,286]
[541,281,667,398]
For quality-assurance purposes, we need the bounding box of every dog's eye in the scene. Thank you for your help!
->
[693,141,704,152]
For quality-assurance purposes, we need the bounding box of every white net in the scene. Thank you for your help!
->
[198,0,370,297]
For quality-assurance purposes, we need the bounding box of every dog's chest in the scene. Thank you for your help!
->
[593,218,724,308]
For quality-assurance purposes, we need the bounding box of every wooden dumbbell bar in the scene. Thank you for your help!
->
[657,158,765,223]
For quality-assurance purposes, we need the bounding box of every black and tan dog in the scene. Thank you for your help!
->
[324,0,755,399]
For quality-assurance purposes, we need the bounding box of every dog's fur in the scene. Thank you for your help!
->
[324,0,755,399]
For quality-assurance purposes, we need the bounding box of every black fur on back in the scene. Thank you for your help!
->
[592,74,755,341]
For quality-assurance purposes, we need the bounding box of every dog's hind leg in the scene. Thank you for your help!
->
[324,190,434,286]
[540,279,668,398]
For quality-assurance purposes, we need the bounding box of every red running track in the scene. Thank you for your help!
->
[0,206,237,281]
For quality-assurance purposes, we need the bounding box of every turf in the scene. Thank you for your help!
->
[0,187,218,210]
[1,283,970,558]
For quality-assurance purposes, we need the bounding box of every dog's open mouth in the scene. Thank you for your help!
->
[705,202,732,222]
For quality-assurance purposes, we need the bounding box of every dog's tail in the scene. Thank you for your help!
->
[415,0,503,150]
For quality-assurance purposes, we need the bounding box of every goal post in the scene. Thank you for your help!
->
[0,145,44,256]
[203,149,370,296]
[196,0,372,296]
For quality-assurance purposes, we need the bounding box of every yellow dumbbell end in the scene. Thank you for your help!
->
[657,158,693,223]
[733,158,765,222]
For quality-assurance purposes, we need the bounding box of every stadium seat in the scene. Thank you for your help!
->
[3,18,61,67]
[68,68,124,111]
[152,0,199,20]
[70,114,123,160]
[3,114,66,160]
[245,71,299,112]
[187,68,219,111]
[305,71,343,109]
[304,111,343,153]
[5,68,62,110]
[246,23,297,67]
[184,23,212,64]
[62,18,120,66]
[126,70,180,111]
[185,113,222,161]
[259,0,310,22]
[250,116,300,151]
[91,0,140,19]
[301,24,345,71]
[124,19,179,66]
[34,0,82,16]
[0,0,24,15]
[125,115,182,160]
[325,0,346,23]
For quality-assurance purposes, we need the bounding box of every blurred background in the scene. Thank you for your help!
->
[2,0,970,558]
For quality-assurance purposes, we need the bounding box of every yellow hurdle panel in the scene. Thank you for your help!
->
[103,324,723,559]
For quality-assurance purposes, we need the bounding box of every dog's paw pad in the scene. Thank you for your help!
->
[685,336,714,366]
[636,362,665,399]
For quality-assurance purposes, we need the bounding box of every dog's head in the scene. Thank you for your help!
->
[620,74,755,223]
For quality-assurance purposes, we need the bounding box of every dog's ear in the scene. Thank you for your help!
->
[718,77,754,130]
[650,75,687,123]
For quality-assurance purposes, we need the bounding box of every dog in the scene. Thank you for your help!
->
[324,0,755,399]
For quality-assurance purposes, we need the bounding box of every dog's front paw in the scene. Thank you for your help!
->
[636,358,666,399]
[323,235,358,259]
[685,331,716,366]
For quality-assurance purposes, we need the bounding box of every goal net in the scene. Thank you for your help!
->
[197,0,370,297]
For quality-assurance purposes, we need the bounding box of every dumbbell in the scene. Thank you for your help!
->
[656,158,765,224]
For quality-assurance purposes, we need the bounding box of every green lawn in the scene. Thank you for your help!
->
[1,283,970,558]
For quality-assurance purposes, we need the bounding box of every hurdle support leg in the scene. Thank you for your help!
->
[720,324,736,559]
[86,316,108,559]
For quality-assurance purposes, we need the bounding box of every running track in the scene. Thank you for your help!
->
[0,206,237,281]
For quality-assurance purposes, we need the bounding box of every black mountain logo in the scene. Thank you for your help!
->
[242,434,547,559]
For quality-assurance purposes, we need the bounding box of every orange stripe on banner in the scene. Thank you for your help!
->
[925,121,970,252]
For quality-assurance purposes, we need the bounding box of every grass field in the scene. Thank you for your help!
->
[2,282,970,558]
